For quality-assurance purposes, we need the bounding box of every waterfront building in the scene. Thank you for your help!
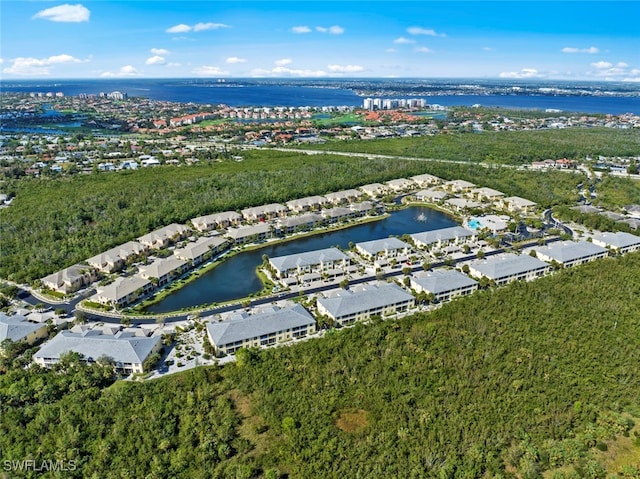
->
[532,241,609,267]
[276,213,323,234]
[33,327,162,375]
[41,264,97,294]
[411,226,476,250]
[355,237,412,261]
[409,270,478,302]
[317,282,415,326]
[415,188,448,203]
[268,247,350,279]
[225,223,272,244]
[94,276,154,309]
[445,197,483,212]
[350,201,378,216]
[321,207,355,224]
[206,304,316,355]
[87,241,147,273]
[138,257,189,287]
[591,231,640,254]
[468,253,550,286]
[174,236,229,265]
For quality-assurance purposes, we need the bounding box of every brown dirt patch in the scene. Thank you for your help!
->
[335,409,370,434]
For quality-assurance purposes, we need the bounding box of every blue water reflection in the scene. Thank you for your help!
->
[146,206,457,312]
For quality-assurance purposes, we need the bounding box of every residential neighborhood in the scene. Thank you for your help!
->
[0,166,637,381]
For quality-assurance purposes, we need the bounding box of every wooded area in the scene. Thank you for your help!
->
[2,253,639,478]
[296,127,640,165]
[0,151,583,283]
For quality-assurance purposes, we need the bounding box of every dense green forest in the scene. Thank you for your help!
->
[2,253,639,478]
[0,151,584,283]
[593,176,640,209]
[295,128,640,165]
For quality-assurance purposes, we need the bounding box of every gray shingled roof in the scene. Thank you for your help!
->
[278,213,323,228]
[226,223,272,240]
[138,257,187,279]
[137,223,190,245]
[503,196,537,208]
[0,313,46,343]
[206,304,315,347]
[87,241,146,268]
[411,269,478,295]
[470,253,549,280]
[592,232,640,249]
[33,329,161,365]
[96,276,151,302]
[356,237,412,256]
[191,211,242,229]
[269,247,348,273]
[317,283,414,319]
[41,263,93,287]
[411,226,475,246]
[174,236,227,261]
[533,241,608,264]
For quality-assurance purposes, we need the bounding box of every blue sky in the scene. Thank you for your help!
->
[1,1,639,80]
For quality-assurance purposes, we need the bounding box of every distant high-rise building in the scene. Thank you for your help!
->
[363,98,374,110]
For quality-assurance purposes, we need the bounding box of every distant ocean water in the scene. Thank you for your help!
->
[2,79,640,115]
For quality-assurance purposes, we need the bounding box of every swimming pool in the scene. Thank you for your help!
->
[468,218,482,230]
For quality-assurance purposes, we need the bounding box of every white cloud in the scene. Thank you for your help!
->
[562,46,599,54]
[151,48,170,55]
[166,24,191,33]
[3,54,82,76]
[166,62,182,68]
[591,61,613,69]
[407,27,445,37]
[414,47,433,53]
[226,57,246,64]
[193,22,230,31]
[499,68,545,79]
[328,25,344,35]
[100,65,140,78]
[33,3,90,23]
[316,26,327,33]
[393,37,415,44]
[167,22,229,33]
[145,55,166,65]
[587,60,638,80]
[386,48,397,53]
[327,64,364,73]
[483,47,493,51]
[275,58,292,66]
[251,66,327,77]
[192,65,229,76]
[0,58,3,64]
[292,26,311,34]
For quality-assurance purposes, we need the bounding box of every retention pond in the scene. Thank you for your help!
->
[145,206,457,313]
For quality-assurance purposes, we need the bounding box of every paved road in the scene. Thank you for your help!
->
[14,235,559,325]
